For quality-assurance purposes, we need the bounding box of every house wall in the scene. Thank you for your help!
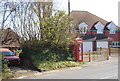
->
[86,31,91,34]
[91,31,97,34]
[87,30,120,41]
[104,31,120,41]
[97,41,108,48]
[86,31,97,34]
[103,31,109,35]
[83,41,93,51]
[117,31,120,41]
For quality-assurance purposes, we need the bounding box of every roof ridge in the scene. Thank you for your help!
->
[71,10,89,12]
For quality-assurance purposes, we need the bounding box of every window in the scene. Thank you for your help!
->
[97,29,103,34]
[118,42,120,46]
[2,51,14,56]
[109,30,116,34]
[107,22,116,34]
[112,43,114,46]
[116,43,118,46]
[94,22,104,34]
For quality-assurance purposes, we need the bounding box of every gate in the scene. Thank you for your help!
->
[70,38,83,62]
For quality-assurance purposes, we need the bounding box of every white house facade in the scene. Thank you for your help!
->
[96,41,109,48]
[83,41,93,51]
[82,33,112,52]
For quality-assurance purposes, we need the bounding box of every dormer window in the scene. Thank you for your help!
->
[78,22,88,34]
[109,29,116,34]
[97,29,103,34]
[106,21,117,34]
[94,22,104,34]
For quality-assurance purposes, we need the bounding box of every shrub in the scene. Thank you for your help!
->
[2,57,13,80]
[20,40,70,68]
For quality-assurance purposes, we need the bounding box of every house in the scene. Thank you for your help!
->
[0,28,21,50]
[82,21,120,51]
[69,10,120,52]
[79,21,115,51]
[70,10,110,39]
[86,21,120,47]
[82,34,113,51]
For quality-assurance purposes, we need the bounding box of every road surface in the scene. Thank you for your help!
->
[23,56,118,79]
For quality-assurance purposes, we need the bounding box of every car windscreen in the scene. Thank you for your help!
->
[2,51,15,56]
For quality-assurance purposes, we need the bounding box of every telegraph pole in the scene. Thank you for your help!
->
[68,0,70,15]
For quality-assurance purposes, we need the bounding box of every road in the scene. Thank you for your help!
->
[23,56,118,79]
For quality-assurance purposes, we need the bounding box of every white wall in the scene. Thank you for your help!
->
[97,41,108,48]
[83,41,93,52]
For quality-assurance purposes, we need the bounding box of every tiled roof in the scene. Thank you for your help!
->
[70,11,108,29]
[104,26,110,31]
[105,22,111,27]
[104,22,111,31]
[0,28,21,47]
[90,21,98,30]
[82,34,112,41]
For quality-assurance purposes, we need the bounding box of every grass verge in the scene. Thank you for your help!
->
[2,60,13,80]
[38,61,85,71]
[2,72,13,80]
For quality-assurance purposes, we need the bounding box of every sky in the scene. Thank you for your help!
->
[0,0,119,28]
[56,0,119,25]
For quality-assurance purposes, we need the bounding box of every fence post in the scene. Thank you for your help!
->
[93,51,95,61]
[97,50,98,59]
[107,48,109,60]
[108,47,111,56]
[100,47,102,55]
[88,50,91,62]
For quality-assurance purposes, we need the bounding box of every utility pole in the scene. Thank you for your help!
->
[68,0,70,15]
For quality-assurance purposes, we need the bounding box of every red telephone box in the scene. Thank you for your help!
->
[70,38,83,62]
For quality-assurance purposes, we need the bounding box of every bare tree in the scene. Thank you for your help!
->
[0,1,17,46]
[0,1,74,43]
[1,2,53,41]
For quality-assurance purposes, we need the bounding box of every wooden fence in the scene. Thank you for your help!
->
[109,47,120,56]
[83,48,110,62]
[83,47,120,62]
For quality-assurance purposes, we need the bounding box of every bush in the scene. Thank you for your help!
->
[20,11,73,69]
[2,58,13,80]
[21,40,70,68]
[20,39,86,73]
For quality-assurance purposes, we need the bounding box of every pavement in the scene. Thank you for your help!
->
[17,56,119,79]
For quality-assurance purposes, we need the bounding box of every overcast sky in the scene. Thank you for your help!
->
[56,0,119,25]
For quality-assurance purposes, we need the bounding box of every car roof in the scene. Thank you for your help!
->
[0,48,11,52]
